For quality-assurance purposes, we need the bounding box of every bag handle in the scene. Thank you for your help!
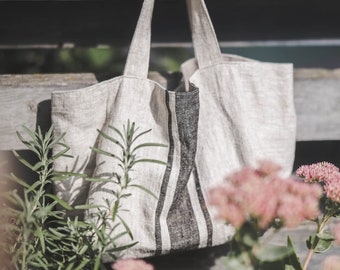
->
[124,0,222,79]
[186,0,223,68]
[123,0,154,79]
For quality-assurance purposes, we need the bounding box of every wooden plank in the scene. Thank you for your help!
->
[0,74,98,150]
[1,0,340,48]
[1,70,340,149]
[294,69,340,141]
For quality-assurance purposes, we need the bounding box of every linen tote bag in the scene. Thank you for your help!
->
[52,0,296,259]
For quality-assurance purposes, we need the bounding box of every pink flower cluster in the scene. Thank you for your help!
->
[112,259,154,270]
[209,161,322,229]
[297,162,340,203]
[333,223,340,245]
[296,162,339,183]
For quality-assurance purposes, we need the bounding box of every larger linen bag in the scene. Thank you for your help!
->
[52,0,296,259]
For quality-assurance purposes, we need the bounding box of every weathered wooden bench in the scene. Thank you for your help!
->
[1,0,340,269]
[1,69,340,269]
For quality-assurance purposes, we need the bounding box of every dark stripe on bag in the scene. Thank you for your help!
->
[154,91,174,255]
[167,88,200,252]
[193,165,213,247]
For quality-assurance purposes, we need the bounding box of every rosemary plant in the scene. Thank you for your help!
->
[0,121,166,270]
[87,121,167,260]
[0,126,74,270]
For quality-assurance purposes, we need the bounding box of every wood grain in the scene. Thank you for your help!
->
[0,74,97,150]
[294,69,340,141]
[1,69,340,150]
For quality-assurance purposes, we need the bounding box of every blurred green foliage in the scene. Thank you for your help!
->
[0,47,193,81]
[1,46,340,81]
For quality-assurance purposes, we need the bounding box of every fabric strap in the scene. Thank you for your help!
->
[186,0,223,68]
[123,0,223,79]
[123,0,154,79]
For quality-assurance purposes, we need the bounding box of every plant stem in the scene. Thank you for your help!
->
[303,248,314,270]
[303,208,335,270]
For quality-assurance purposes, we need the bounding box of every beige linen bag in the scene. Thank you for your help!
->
[52,0,296,259]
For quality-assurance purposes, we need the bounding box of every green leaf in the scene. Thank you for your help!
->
[28,259,49,270]
[11,191,26,209]
[65,262,75,270]
[109,125,125,143]
[219,256,254,270]
[117,214,133,240]
[26,180,42,193]
[12,149,35,170]
[317,231,335,241]
[129,184,158,200]
[45,194,73,210]
[36,227,46,253]
[51,171,87,181]
[74,204,104,210]
[78,245,89,255]
[44,125,54,141]
[285,265,297,270]
[22,125,37,141]
[97,129,124,150]
[49,227,66,238]
[93,255,101,270]
[134,158,167,166]
[314,238,334,253]
[131,129,152,145]
[255,244,293,262]
[16,131,41,156]
[111,200,119,221]
[91,147,123,163]
[52,146,71,161]
[306,233,334,253]
[85,177,113,183]
[237,221,259,247]
[284,235,303,270]
[131,143,167,153]
[126,120,135,142]
[110,231,129,242]
[35,203,56,218]
[75,258,90,270]
[9,173,30,188]
[31,161,45,171]
[54,171,86,177]
[106,241,138,253]
[49,132,66,148]
[120,193,132,198]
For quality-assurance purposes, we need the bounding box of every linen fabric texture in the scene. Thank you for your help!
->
[51,0,296,260]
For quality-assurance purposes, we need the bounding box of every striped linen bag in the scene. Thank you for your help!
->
[51,0,296,259]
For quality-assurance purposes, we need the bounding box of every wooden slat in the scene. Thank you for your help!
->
[294,69,340,141]
[1,0,340,48]
[0,74,98,150]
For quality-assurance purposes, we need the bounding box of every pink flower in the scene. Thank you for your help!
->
[324,173,340,203]
[297,161,340,203]
[322,256,340,270]
[209,185,246,228]
[112,259,154,270]
[296,162,339,183]
[209,161,322,229]
[277,193,305,228]
[333,223,340,245]
[256,160,282,177]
